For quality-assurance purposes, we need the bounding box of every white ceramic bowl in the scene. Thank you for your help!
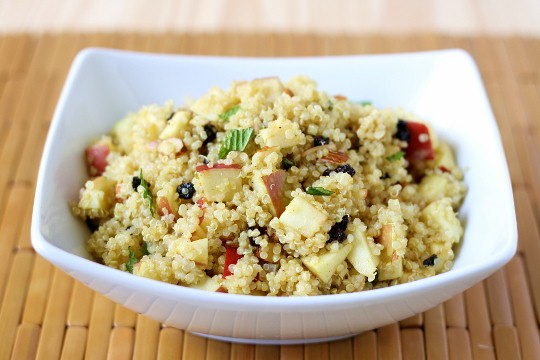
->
[32,49,517,344]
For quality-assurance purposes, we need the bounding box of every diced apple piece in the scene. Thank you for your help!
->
[376,224,404,281]
[85,143,110,176]
[159,110,191,139]
[223,246,243,278]
[377,256,403,281]
[255,243,280,263]
[188,238,209,267]
[434,142,457,172]
[279,197,328,237]
[421,199,463,244]
[252,170,289,217]
[196,164,242,202]
[347,225,379,280]
[190,275,221,292]
[112,115,135,152]
[402,120,434,162]
[78,176,116,215]
[157,185,179,218]
[378,224,395,258]
[302,243,352,283]
[259,118,304,148]
[418,174,450,205]
[191,224,206,240]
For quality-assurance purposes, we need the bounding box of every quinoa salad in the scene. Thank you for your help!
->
[73,76,466,296]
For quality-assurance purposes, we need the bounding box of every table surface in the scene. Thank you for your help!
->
[0,32,540,360]
[0,0,540,36]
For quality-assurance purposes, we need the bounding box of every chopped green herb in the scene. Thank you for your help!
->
[126,247,137,273]
[139,169,155,217]
[351,100,372,106]
[218,128,254,159]
[327,100,334,111]
[141,242,150,256]
[281,157,295,170]
[386,151,405,162]
[219,105,241,122]
[306,186,334,196]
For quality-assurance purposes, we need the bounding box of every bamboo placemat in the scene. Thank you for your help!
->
[0,33,539,360]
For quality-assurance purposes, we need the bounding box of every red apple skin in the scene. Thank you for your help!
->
[85,144,109,176]
[196,163,242,172]
[222,246,243,278]
[157,197,177,218]
[403,121,434,161]
[196,197,207,224]
[262,170,288,217]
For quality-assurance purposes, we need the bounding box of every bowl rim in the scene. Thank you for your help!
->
[31,48,518,310]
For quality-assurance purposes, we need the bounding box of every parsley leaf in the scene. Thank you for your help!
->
[327,100,334,111]
[139,169,155,217]
[306,186,334,196]
[218,128,254,159]
[141,242,150,256]
[126,247,138,273]
[219,105,241,122]
[351,100,372,106]
[386,151,405,162]
[281,157,295,170]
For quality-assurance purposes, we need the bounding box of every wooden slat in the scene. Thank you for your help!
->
[10,323,40,360]
[157,328,183,360]
[21,255,54,324]
[255,345,280,360]
[493,324,522,360]
[206,338,231,360]
[107,327,134,360]
[484,268,513,326]
[353,331,377,360]
[304,342,329,360]
[113,304,138,328]
[230,343,255,360]
[132,315,160,360]
[84,293,115,360]
[399,313,423,328]
[35,268,74,360]
[329,338,353,360]
[377,323,402,359]
[447,328,472,360]
[506,256,540,359]
[0,251,34,360]
[280,344,303,360]
[400,328,425,360]
[424,305,448,360]
[60,326,87,360]
[444,294,467,328]
[182,332,207,359]
[0,183,33,301]
[67,281,94,326]
[464,282,496,359]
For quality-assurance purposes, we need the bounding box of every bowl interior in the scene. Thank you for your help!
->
[33,49,516,292]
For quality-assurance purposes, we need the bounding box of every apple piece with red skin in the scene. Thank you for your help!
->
[252,170,289,217]
[402,120,434,162]
[157,197,176,218]
[85,143,109,176]
[222,245,243,278]
[196,197,207,224]
[196,164,242,202]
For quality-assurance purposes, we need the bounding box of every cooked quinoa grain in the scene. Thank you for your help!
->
[73,76,466,296]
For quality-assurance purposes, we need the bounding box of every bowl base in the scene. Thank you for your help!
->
[190,332,355,345]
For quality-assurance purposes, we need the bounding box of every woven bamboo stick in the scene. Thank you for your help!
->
[60,326,87,360]
[400,328,425,360]
[133,315,161,360]
[107,327,135,360]
[353,331,377,360]
[157,328,184,360]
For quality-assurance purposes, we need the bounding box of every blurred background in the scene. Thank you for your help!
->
[0,0,539,36]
